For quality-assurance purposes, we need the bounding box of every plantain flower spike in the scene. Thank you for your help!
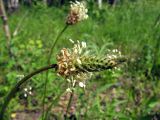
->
[56,40,126,88]
[66,1,88,25]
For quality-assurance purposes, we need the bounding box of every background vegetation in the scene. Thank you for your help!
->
[0,0,160,119]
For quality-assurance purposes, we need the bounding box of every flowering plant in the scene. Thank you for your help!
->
[66,1,88,25]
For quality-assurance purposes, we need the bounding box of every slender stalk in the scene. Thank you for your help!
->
[66,91,74,117]
[13,10,29,37]
[42,24,68,119]
[47,24,68,64]
[153,13,160,28]
[65,84,76,120]
[0,64,57,120]
[0,0,12,57]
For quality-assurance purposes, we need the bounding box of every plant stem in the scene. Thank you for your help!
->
[0,64,57,120]
[65,84,76,120]
[66,92,74,116]
[13,10,29,37]
[0,0,12,58]
[42,24,68,119]
[47,24,68,64]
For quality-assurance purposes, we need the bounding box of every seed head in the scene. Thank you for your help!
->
[56,40,126,89]
[66,1,88,25]
[56,40,86,77]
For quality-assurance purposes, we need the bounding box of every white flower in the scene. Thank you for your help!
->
[113,49,118,53]
[67,79,71,82]
[29,86,32,90]
[76,58,82,64]
[72,80,76,86]
[24,88,28,92]
[70,1,88,21]
[66,1,88,25]
[79,82,86,88]
[24,93,27,98]
[69,39,75,43]
[28,91,32,95]
[56,40,87,77]
[81,41,86,48]
[66,88,72,93]
[16,74,24,80]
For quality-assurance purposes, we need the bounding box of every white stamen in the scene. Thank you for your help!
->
[24,93,27,98]
[67,79,71,82]
[77,58,82,64]
[69,39,75,43]
[82,41,86,48]
[24,88,28,92]
[66,88,72,93]
[79,82,85,88]
[29,91,32,95]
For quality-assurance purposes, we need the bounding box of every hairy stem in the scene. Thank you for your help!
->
[42,24,68,119]
[0,64,57,120]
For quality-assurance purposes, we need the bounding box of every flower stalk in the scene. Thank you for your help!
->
[42,24,68,120]
[47,25,69,64]
[65,88,75,120]
[42,1,89,117]
[0,51,126,119]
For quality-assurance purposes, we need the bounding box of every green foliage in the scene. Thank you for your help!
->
[0,0,160,119]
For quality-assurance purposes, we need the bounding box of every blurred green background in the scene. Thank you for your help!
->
[0,0,160,119]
